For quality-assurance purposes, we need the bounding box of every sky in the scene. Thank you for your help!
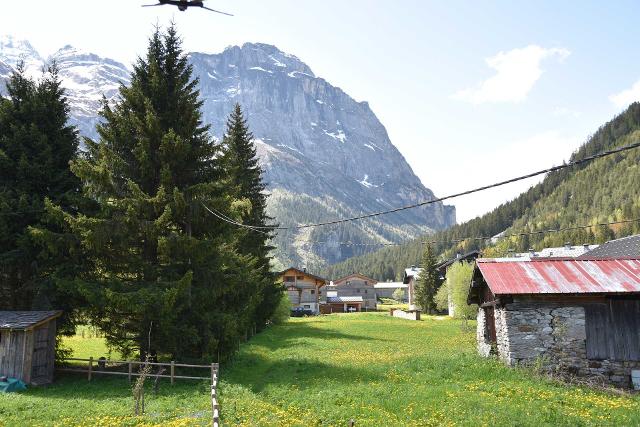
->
[2,0,640,222]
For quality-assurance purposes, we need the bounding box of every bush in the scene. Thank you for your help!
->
[434,282,449,312]
[446,262,477,320]
[270,292,291,325]
[392,288,405,302]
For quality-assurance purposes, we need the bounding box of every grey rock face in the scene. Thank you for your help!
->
[0,38,456,267]
[47,46,131,139]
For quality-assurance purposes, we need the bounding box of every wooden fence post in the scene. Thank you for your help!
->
[211,384,219,427]
[170,361,175,385]
[88,357,93,381]
[210,363,215,383]
[128,361,132,383]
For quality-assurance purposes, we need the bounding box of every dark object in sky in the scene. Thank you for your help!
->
[142,0,233,15]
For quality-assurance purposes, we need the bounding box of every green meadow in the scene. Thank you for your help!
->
[1,314,639,426]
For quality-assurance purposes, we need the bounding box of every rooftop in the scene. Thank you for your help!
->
[579,235,640,259]
[326,296,364,303]
[373,282,407,289]
[402,267,422,284]
[0,311,62,330]
[473,258,640,295]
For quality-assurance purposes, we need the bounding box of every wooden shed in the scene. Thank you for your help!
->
[0,311,62,385]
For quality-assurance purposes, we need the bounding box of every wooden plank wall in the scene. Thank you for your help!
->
[0,329,26,380]
[585,299,640,361]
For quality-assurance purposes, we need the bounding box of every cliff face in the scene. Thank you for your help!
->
[0,38,455,268]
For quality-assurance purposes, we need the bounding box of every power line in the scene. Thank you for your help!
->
[421,217,640,246]
[200,202,272,236]
[287,218,640,247]
[222,140,640,230]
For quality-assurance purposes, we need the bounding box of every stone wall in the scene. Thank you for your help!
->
[476,308,492,357]
[476,301,640,388]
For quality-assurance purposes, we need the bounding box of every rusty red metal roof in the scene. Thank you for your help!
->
[476,258,640,295]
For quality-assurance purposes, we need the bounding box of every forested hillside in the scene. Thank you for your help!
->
[322,103,640,281]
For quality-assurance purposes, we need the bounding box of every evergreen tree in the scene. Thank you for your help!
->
[220,104,281,330]
[414,244,440,313]
[57,26,253,359]
[0,63,80,325]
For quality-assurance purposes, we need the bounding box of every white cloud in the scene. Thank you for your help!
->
[453,45,570,104]
[609,79,640,109]
[419,131,579,223]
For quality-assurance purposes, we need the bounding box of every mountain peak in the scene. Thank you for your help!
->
[204,42,315,77]
[0,34,42,72]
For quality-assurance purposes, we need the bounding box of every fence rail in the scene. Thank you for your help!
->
[56,358,221,425]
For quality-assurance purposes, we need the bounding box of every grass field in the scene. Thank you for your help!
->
[2,313,639,426]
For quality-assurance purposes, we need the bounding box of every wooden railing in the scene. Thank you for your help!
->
[57,358,221,425]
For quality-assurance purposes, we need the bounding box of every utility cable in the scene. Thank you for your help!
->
[234,140,640,230]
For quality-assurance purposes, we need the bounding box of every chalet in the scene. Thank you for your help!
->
[279,267,327,314]
[468,258,640,388]
[0,311,62,385]
[402,266,421,309]
[321,273,378,312]
[373,282,408,301]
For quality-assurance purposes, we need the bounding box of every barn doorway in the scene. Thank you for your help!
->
[31,326,51,384]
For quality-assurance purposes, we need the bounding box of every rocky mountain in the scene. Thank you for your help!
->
[0,36,455,269]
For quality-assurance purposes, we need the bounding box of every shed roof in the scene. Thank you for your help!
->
[475,258,640,295]
[0,311,62,330]
[326,296,364,303]
[373,282,407,289]
[578,235,640,259]
[402,267,422,284]
[436,250,481,272]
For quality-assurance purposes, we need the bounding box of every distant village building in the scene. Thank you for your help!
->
[279,267,327,314]
[373,282,408,301]
[321,273,378,312]
[0,311,62,385]
[468,258,640,388]
[402,266,422,309]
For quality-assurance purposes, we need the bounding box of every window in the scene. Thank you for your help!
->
[346,281,351,286]
[364,281,368,286]
[304,305,311,309]
[284,276,295,282]
[364,289,368,294]
[297,275,304,280]
[310,290,315,294]
[356,288,360,293]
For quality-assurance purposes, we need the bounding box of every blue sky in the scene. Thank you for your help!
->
[2,0,640,221]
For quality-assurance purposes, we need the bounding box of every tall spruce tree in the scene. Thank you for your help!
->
[0,64,80,324]
[220,104,281,330]
[414,244,441,313]
[59,26,254,359]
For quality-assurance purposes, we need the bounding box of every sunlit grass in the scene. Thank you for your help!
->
[220,314,640,426]
[3,314,639,426]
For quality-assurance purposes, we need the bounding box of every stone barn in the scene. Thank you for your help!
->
[0,311,62,385]
[468,258,640,388]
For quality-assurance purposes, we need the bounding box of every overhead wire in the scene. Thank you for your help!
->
[209,140,640,230]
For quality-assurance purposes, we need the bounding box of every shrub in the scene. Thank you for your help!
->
[270,292,291,325]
